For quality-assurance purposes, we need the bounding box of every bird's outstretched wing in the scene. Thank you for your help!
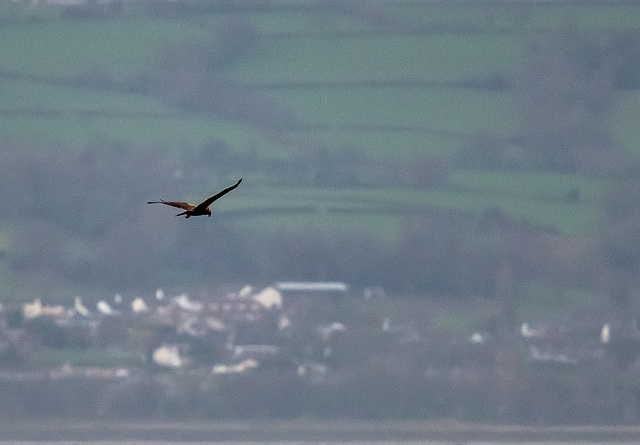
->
[194,178,242,210]
[147,200,195,211]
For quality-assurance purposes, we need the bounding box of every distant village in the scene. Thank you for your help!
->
[1,281,639,421]
[0,282,356,374]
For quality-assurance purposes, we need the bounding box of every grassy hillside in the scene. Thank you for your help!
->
[0,0,639,300]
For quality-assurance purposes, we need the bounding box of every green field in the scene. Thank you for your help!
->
[1,1,639,300]
[0,3,634,222]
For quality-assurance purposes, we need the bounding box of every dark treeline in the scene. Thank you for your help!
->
[1,131,639,305]
[0,137,478,299]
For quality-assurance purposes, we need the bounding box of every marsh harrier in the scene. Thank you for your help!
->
[148,178,242,218]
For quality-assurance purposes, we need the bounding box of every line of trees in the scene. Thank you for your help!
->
[0,137,483,299]
[0,135,638,305]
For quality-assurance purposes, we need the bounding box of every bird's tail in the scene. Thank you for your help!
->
[175,211,190,218]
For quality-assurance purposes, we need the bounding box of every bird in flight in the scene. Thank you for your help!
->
[147,178,242,218]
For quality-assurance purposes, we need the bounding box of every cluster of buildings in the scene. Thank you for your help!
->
[1,282,638,390]
[0,282,355,377]
[3,281,640,422]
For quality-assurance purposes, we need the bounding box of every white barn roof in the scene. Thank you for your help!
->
[275,282,349,293]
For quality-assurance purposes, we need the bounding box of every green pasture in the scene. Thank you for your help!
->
[1,0,637,246]
[407,189,600,234]
[389,2,640,32]
[0,79,166,112]
[0,224,10,251]
[0,76,285,159]
[272,88,516,135]
[0,18,210,80]
[232,209,405,244]
[0,0,60,22]
[226,192,600,262]
[449,170,615,203]
[230,181,602,237]
[616,90,640,153]
[558,4,640,30]
[203,10,369,35]
[281,128,462,158]
[233,34,520,83]
[1,80,516,159]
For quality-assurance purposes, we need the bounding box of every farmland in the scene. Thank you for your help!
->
[4,1,640,428]
[0,0,639,302]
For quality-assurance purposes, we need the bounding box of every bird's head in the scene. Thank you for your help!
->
[206,208,212,217]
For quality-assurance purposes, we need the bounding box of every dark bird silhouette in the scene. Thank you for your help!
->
[147,178,242,218]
